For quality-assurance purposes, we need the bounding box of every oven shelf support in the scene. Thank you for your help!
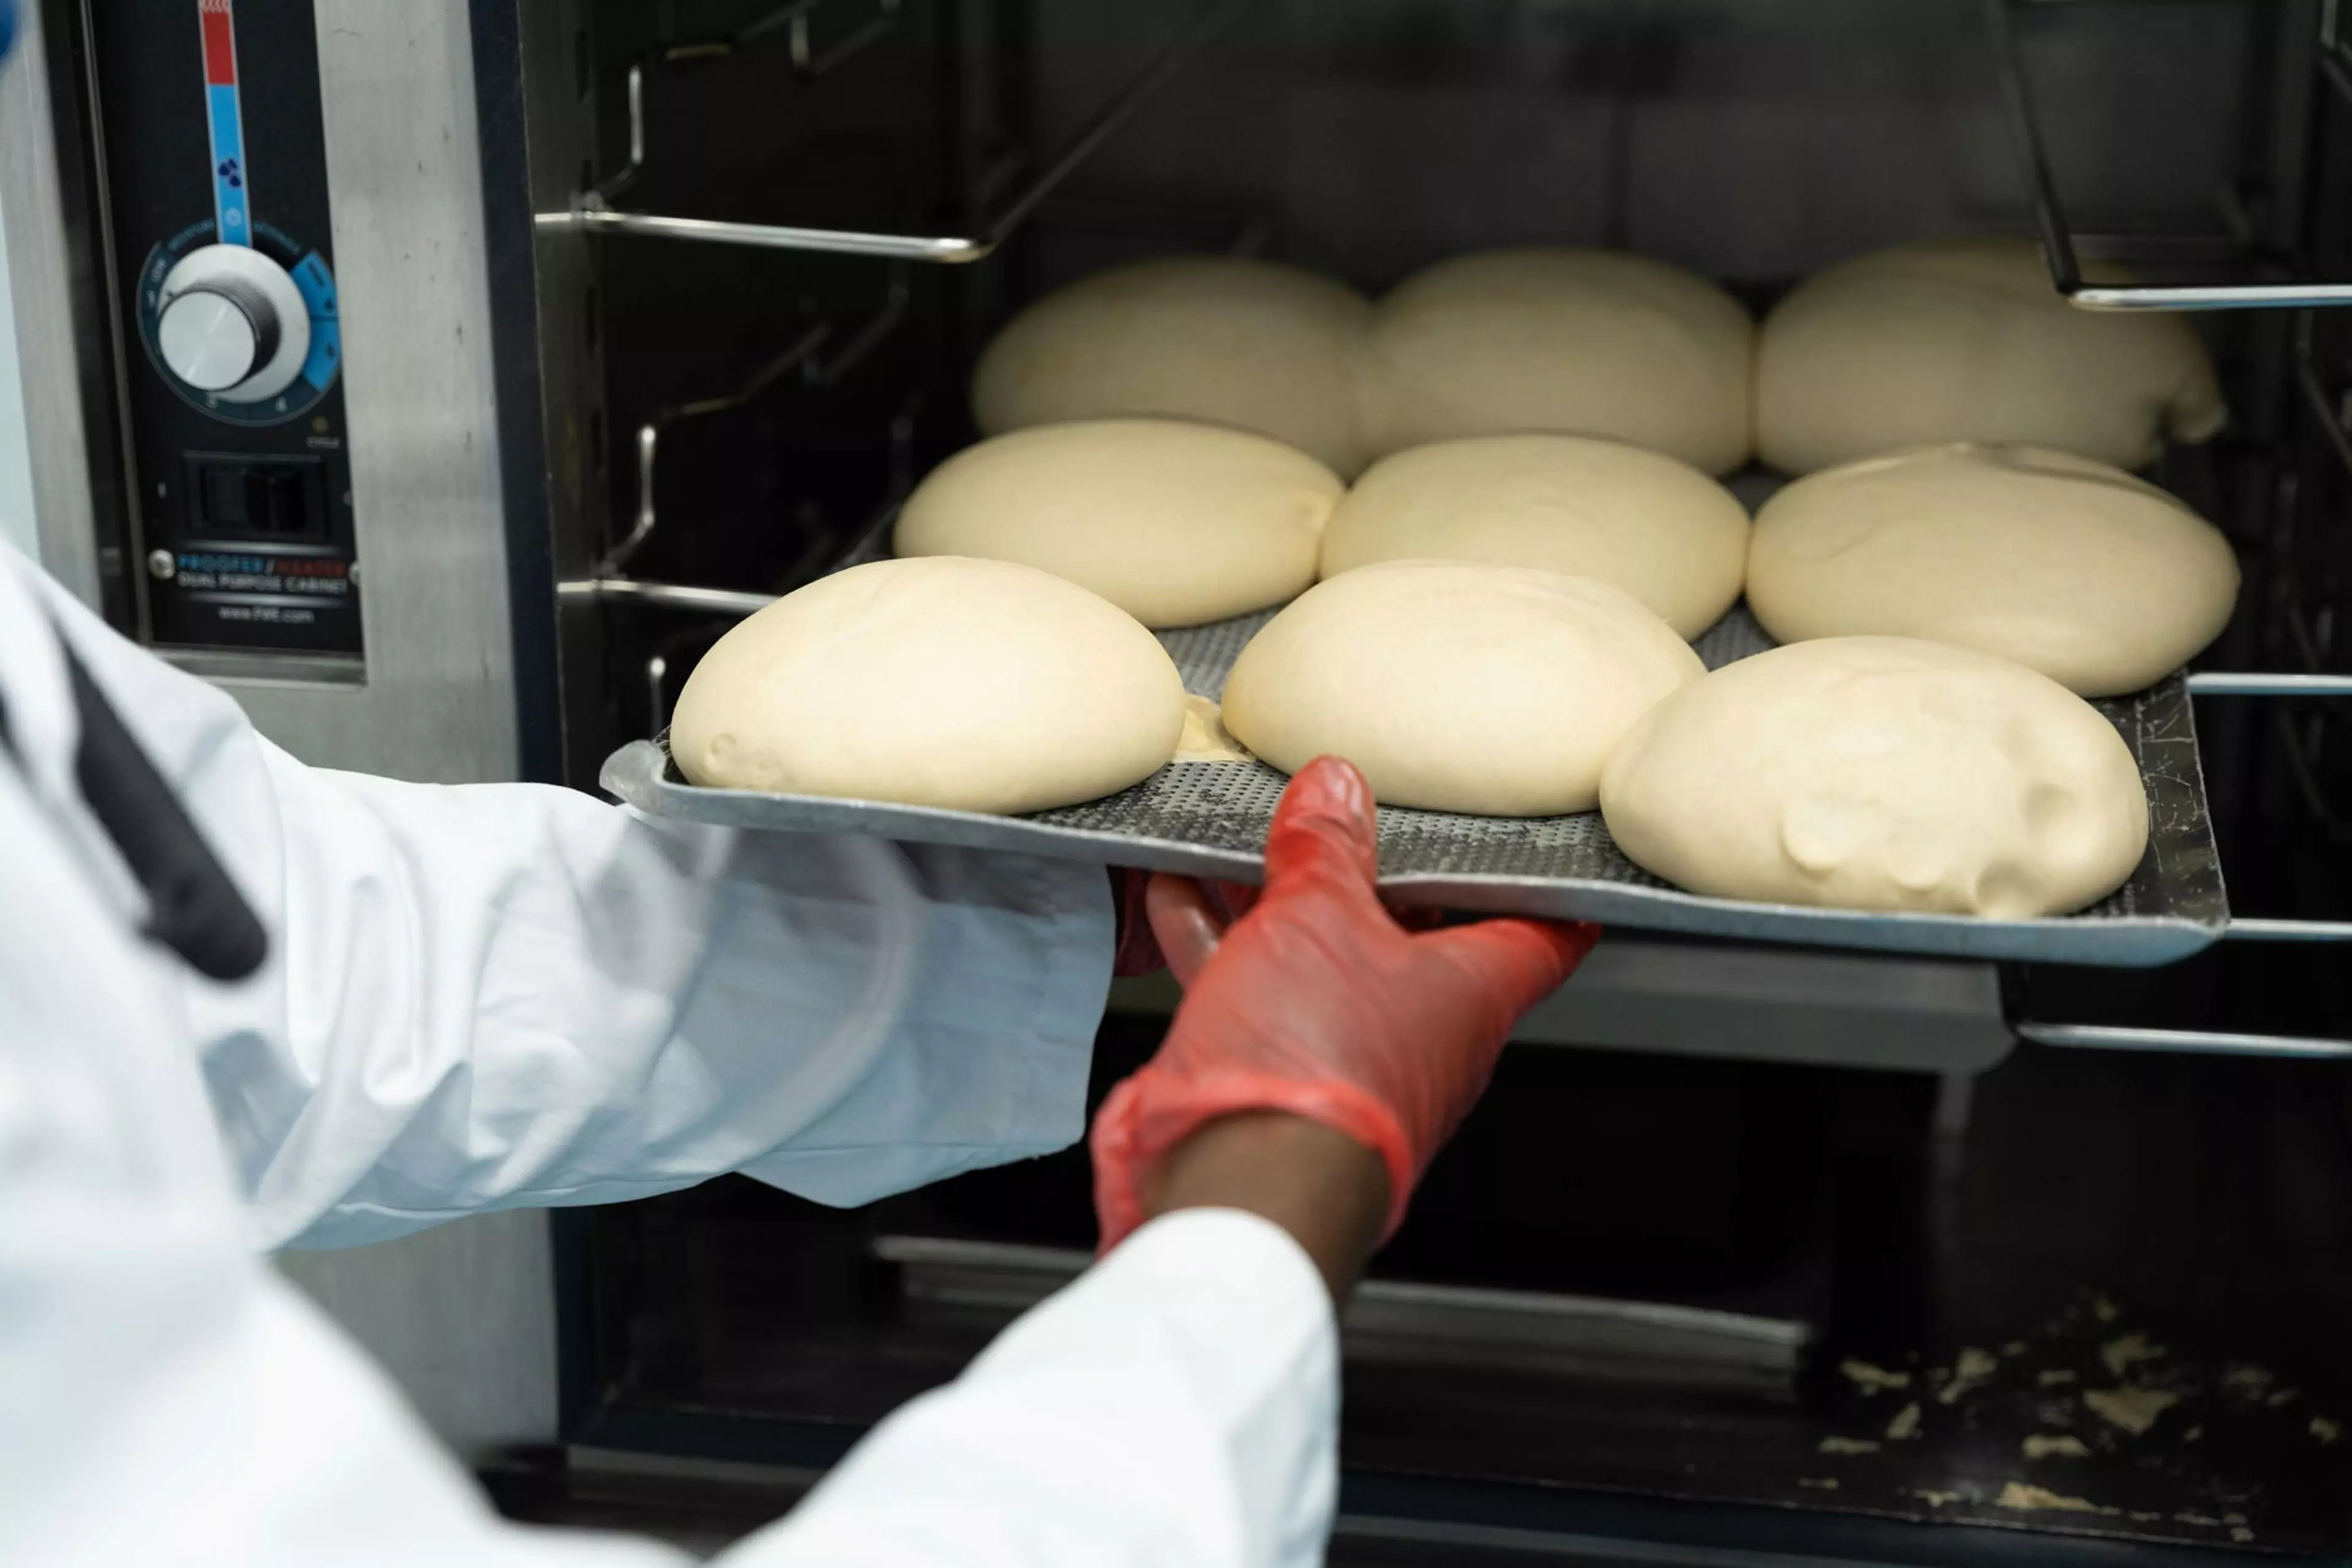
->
[541,0,1254,264]
[2016,1023,2352,1060]
[600,270,910,576]
[1989,0,2352,310]
[596,0,909,208]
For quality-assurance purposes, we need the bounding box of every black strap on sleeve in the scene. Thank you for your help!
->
[55,636,268,982]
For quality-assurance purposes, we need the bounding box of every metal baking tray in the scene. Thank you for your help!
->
[602,604,2227,967]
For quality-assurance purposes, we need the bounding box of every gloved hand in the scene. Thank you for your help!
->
[1107,868,1167,978]
[1091,756,1599,1251]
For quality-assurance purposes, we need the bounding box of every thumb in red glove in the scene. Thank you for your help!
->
[1090,755,1599,1252]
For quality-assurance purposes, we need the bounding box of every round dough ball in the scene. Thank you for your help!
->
[1746,442,2239,696]
[1757,237,2226,475]
[971,256,1374,475]
[1599,636,2149,918]
[1221,560,1704,815]
[1363,248,1755,474]
[671,557,1185,813]
[894,420,1342,628]
[1319,434,1749,638]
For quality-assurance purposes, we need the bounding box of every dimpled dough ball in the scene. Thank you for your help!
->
[1221,559,1705,816]
[971,256,1375,476]
[1757,237,2227,474]
[671,557,1186,814]
[1319,434,1750,638]
[1745,442,2239,697]
[1363,248,1755,474]
[1598,637,2149,918]
[893,420,1343,628]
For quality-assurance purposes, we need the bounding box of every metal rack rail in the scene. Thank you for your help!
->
[1989,0,2352,310]
[537,0,1253,263]
[599,267,910,576]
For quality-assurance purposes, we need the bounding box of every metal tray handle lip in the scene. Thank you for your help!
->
[602,741,2223,968]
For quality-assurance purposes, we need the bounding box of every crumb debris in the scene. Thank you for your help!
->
[2266,1387,2302,1408]
[2223,1513,2247,1526]
[2037,1369,2078,1387]
[1841,1359,1911,1394]
[2023,1434,2090,1459]
[2099,1333,2162,1379]
[2084,1387,2178,1436]
[1798,1477,1839,1491]
[1885,1402,1923,1441]
[2184,1424,2204,1442]
[1939,1346,1999,1406]
[1819,1436,1880,1454]
[2129,1511,2163,1522]
[2176,1512,2223,1527]
[1912,1488,1964,1508]
[2092,1295,2120,1323]
[1998,1482,2103,1513]
[2231,1528,2255,1544]
[2312,1416,2343,1446]
[2001,1340,2028,1355]
[2222,1363,2275,1394]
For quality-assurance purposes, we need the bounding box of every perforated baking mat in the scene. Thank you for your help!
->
[602,603,2227,967]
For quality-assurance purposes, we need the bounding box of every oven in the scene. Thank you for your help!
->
[7,0,2352,1559]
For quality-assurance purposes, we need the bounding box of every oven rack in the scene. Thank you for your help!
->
[600,267,911,576]
[597,0,911,209]
[537,0,1252,263]
[1992,0,2352,310]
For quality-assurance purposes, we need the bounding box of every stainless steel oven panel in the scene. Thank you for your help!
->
[2,0,523,786]
[0,0,108,606]
[217,0,522,784]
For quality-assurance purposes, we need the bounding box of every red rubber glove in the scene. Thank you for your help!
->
[1090,756,1599,1251]
[1107,868,1168,977]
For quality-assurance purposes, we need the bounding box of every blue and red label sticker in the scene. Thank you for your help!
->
[199,0,249,247]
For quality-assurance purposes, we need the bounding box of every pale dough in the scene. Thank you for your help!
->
[1319,434,1749,638]
[1598,636,2149,918]
[971,256,1374,475]
[1362,248,1755,474]
[671,556,1185,813]
[1757,237,2227,474]
[1174,695,1252,763]
[1745,443,2239,696]
[1221,560,1703,815]
[892,419,1341,628]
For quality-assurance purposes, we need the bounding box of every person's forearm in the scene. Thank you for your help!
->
[738,1207,1340,1568]
[1144,1111,1389,1299]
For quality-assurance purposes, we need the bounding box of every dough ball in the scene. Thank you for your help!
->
[1746,443,2239,696]
[1363,248,1755,474]
[894,420,1341,628]
[671,557,1185,813]
[1599,636,2149,918]
[971,256,1374,475]
[1757,238,2227,475]
[1320,434,1749,638]
[1221,560,1704,815]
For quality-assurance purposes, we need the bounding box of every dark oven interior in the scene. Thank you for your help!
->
[505,0,2352,1557]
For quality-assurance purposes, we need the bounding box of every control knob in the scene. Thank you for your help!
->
[153,243,311,403]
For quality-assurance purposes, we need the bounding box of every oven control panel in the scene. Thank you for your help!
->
[93,0,360,663]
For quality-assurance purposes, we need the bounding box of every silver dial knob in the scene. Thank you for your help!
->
[152,243,312,404]
[158,276,281,391]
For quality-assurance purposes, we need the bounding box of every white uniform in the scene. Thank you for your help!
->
[0,541,1338,1567]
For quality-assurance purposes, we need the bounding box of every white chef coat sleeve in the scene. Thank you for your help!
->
[720,1208,1341,1568]
[9,545,1114,1251]
[1,557,695,1567]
